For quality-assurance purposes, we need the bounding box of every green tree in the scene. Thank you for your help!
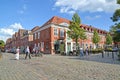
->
[67,13,86,53]
[111,0,120,58]
[111,0,120,22]
[106,33,113,45]
[92,30,100,48]
[0,40,5,47]
[110,0,120,42]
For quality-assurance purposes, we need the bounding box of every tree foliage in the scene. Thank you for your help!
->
[111,0,120,21]
[0,40,5,47]
[92,30,100,45]
[67,13,86,48]
[106,33,113,45]
[110,0,120,42]
[111,9,120,22]
[118,0,120,4]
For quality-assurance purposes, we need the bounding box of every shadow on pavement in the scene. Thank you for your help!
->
[10,57,25,60]
[68,53,120,65]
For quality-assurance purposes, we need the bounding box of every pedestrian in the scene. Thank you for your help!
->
[90,45,92,54]
[25,46,31,59]
[15,47,20,60]
[85,47,89,56]
[80,47,84,57]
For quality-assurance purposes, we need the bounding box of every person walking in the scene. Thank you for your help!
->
[85,47,89,56]
[15,47,20,60]
[80,47,84,57]
[25,46,31,59]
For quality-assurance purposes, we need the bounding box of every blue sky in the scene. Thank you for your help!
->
[0,0,120,42]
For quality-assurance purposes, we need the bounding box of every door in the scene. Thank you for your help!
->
[67,43,71,54]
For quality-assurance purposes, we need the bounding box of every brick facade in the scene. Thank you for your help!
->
[5,16,108,54]
[32,16,108,54]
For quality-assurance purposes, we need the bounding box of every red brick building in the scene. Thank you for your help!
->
[32,16,108,55]
[5,16,108,54]
[6,29,33,53]
[5,38,12,52]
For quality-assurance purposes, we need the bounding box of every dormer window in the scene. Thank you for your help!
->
[59,22,69,27]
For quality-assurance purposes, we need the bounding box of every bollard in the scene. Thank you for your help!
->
[107,51,109,57]
[112,51,114,60]
[102,51,104,58]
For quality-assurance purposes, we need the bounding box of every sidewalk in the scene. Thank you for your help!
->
[0,53,48,80]
[0,52,120,80]
[78,52,120,65]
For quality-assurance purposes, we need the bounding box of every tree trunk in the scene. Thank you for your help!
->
[75,38,79,55]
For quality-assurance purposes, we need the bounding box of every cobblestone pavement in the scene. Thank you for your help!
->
[0,52,120,80]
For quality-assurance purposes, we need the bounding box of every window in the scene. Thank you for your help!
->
[38,43,40,47]
[46,42,49,50]
[54,28,58,36]
[82,44,84,48]
[90,44,92,49]
[86,44,88,47]
[34,44,36,48]
[34,33,36,40]
[73,43,76,50]
[96,44,99,48]
[38,32,40,39]
[41,42,44,48]
[60,29,64,37]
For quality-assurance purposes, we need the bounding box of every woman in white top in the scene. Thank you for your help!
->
[15,47,20,60]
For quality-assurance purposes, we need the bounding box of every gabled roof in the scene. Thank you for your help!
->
[41,16,108,34]
[80,24,108,33]
[31,26,40,32]
[42,16,70,27]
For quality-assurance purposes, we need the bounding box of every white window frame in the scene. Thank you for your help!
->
[34,43,36,48]
[38,43,40,47]
[54,28,58,36]
[41,42,44,48]
[60,29,64,37]
[38,32,40,39]
[35,33,36,40]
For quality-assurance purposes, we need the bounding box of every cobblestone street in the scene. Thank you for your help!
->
[0,52,120,80]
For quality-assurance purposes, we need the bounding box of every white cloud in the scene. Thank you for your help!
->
[10,23,24,29]
[0,28,14,36]
[0,35,10,43]
[54,0,120,14]
[0,23,24,42]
